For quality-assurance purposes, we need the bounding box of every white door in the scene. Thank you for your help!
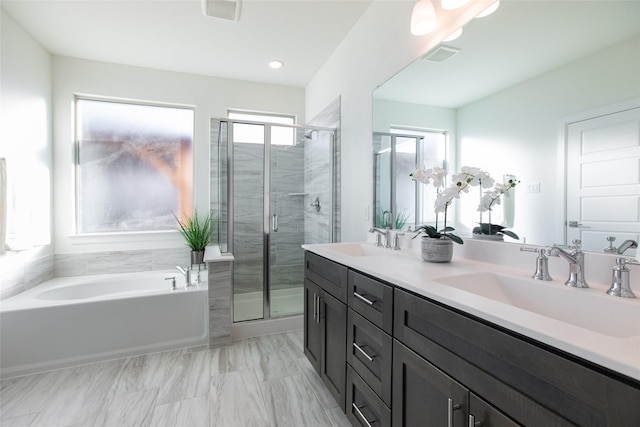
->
[566,106,640,254]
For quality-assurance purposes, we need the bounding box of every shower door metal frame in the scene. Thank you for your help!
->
[222,118,337,321]
[373,132,423,229]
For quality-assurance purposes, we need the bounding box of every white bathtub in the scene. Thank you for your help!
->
[0,270,208,379]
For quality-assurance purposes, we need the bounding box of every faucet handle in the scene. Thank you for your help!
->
[571,239,583,251]
[165,276,177,291]
[393,232,405,251]
[604,236,618,254]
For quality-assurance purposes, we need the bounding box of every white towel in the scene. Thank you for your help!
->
[0,158,6,255]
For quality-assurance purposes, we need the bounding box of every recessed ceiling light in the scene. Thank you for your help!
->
[269,60,284,69]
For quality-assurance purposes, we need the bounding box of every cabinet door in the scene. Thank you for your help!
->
[304,278,322,372]
[469,393,521,427]
[392,340,468,427]
[320,289,347,411]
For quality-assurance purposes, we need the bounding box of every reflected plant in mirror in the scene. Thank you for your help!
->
[474,175,520,241]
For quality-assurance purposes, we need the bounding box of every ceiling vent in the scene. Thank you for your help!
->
[202,0,241,21]
[422,46,461,63]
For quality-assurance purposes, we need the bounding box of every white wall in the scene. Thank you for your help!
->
[0,10,53,297]
[305,1,491,242]
[456,35,640,245]
[52,56,305,254]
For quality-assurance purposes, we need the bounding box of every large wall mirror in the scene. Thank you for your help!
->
[373,0,640,254]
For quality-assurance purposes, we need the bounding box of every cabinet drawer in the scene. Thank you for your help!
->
[305,252,348,303]
[348,270,393,334]
[394,288,640,426]
[346,365,391,427]
[347,309,392,407]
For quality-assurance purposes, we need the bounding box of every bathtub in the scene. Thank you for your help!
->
[0,270,208,379]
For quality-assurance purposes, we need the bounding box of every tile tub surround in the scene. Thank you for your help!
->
[0,250,54,301]
[0,330,351,427]
[205,246,234,348]
[303,240,640,382]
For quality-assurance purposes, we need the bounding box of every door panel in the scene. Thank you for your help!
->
[232,123,265,322]
[566,106,640,253]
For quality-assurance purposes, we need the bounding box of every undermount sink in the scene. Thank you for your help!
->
[434,272,640,339]
[313,243,388,257]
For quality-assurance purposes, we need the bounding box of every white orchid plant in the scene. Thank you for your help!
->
[410,166,493,244]
[474,176,520,239]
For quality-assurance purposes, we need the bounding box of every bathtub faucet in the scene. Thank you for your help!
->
[176,266,194,287]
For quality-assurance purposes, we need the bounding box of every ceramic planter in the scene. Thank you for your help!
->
[421,237,453,263]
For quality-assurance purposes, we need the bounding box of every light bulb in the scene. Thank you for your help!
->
[411,0,437,36]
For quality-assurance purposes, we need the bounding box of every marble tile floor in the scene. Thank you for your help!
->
[0,330,351,427]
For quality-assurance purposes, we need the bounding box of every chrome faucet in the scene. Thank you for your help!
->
[520,246,558,281]
[176,266,193,287]
[552,240,588,288]
[369,227,391,248]
[606,238,638,298]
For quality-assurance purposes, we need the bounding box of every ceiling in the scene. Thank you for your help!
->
[374,0,640,108]
[1,0,372,88]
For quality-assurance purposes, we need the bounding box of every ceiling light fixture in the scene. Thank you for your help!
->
[269,60,284,69]
[443,27,463,42]
[411,0,437,36]
[441,0,470,10]
[475,0,500,18]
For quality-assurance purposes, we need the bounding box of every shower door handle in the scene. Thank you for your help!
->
[272,214,278,232]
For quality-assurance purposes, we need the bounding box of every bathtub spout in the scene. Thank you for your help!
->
[176,266,192,287]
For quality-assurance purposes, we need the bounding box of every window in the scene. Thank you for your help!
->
[228,110,295,145]
[75,97,194,234]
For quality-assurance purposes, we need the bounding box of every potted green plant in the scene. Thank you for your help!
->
[473,176,520,241]
[175,210,215,265]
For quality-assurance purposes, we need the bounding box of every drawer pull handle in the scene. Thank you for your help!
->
[353,291,375,306]
[468,414,482,427]
[353,342,375,362]
[313,293,317,321]
[352,403,374,427]
[448,398,461,427]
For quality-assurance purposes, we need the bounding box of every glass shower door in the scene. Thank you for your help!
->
[268,127,333,318]
[232,122,265,322]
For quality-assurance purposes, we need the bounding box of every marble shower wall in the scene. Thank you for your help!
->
[307,97,341,243]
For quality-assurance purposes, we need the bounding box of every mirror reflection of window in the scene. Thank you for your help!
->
[390,128,447,228]
[373,128,447,230]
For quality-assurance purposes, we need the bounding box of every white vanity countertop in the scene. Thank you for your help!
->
[302,242,640,382]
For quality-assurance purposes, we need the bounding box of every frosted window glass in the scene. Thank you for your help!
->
[76,98,194,233]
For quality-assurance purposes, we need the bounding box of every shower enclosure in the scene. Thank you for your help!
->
[211,118,337,322]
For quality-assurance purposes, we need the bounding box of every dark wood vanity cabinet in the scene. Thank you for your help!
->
[394,287,640,426]
[303,252,348,410]
[303,251,640,426]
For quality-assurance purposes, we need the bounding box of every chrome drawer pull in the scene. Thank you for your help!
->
[353,342,375,362]
[353,291,375,306]
[448,398,461,427]
[469,414,482,427]
[352,403,374,427]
